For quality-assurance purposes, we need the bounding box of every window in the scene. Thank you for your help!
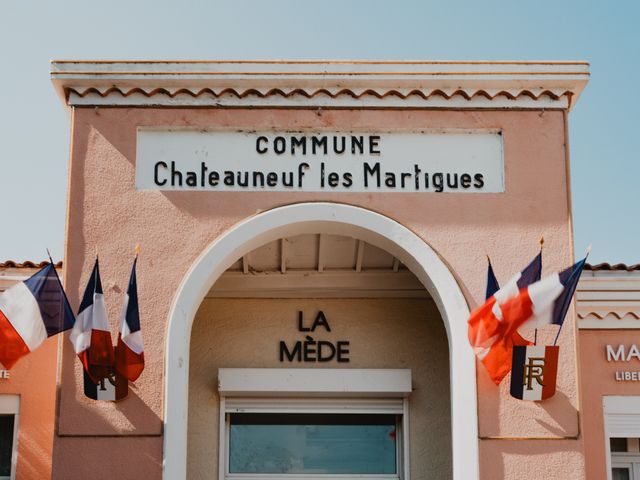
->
[610,438,640,480]
[604,397,640,480]
[0,395,19,480]
[229,413,399,475]
[218,369,411,480]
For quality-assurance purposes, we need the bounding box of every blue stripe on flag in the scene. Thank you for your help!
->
[78,259,103,313]
[125,258,140,333]
[83,370,99,400]
[510,345,527,400]
[485,259,500,300]
[516,251,542,290]
[24,263,75,337]
[551,256,587,326]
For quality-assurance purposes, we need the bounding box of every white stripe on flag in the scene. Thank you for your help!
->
[69,307,92,354]
[491,301,503,321]
[522,346,546,401]
[492,272,525,322]
[92,293,110,332]
[494,272,522,305]
[96,380,116,401]
[527,273,564,326]
[0,282,48,351]
[123,330,144,355]
[69,292,109,354]
[119,294,130,336]
[120,294,144,355]
[475,346,491,361]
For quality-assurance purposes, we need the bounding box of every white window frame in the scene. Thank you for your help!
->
[0,395,19,480]
[604,397,640,480]
[218,369,412,480]
[611,453,640,479]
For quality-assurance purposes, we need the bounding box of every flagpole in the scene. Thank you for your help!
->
[534,237,544,345]
[553,245,591,346]
[47,249,67,295]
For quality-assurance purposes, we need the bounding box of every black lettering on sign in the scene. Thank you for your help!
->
[460,173,472,188]
[256,136,268,154]
[369,135,381,155]
[280,341,302,362]
[317,341,336,362]
[281,311,348,363]
[337,341,350,363]
[274,137,286,154]
[298,311,331,332]
[474,173,485,188]
[312,136,327,155]
[291,136,307,155]
[303,336,317,362]
[154,161,168,186]
[364,162,381,188]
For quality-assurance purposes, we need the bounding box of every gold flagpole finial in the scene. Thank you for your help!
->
[134,243,141,255]
[539,236,545,249]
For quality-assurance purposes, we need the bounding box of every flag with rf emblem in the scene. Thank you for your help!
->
[510,345,559,401]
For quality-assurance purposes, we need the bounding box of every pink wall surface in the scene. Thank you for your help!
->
[53,106,584,479]
[0,337,57,479]
[580,330,640,479]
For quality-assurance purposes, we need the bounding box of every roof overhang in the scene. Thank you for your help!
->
[51,60,589,110]
[578,268,640,329]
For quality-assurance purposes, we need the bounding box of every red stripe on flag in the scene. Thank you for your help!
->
[0,309,30,369]
[542,346,559,400]
[115,371,129,400]
[79,330,115,384]
[481,337,512,385]
[481,332,534,385]
[88,329,115,366]
[467,297,499,347]
[512,331,533,347]
[78,350,91,376]
[115,335,144,382]
[78,350,113,385]
[470,288,537,385]
[499,289,534,337]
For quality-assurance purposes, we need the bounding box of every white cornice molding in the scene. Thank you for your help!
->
[577,271,640,329]
[50,60,589,109]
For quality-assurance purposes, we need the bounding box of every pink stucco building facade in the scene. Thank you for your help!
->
[2,60,639,480]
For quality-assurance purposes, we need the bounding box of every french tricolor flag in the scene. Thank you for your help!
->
[470,252,542,384]
[115,257,144,382]
[469,254,586,385]
[69,258,115,384]
[517,256,588,330]
[510,345,559,401]
[0,263,75,368]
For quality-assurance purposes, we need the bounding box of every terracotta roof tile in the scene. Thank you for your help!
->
[67,86,574,102]
[2,260,638,271]
[584,263,640,272]
[0,260,63,268]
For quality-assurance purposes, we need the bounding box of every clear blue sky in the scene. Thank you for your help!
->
[1,0,638,264]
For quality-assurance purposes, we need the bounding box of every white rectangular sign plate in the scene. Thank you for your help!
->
[136,129,504,193]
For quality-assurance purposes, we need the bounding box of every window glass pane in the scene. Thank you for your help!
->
[612,467,631,480]
[0,415,15,476]
[229,413,397,474]
[611,438,629,452]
